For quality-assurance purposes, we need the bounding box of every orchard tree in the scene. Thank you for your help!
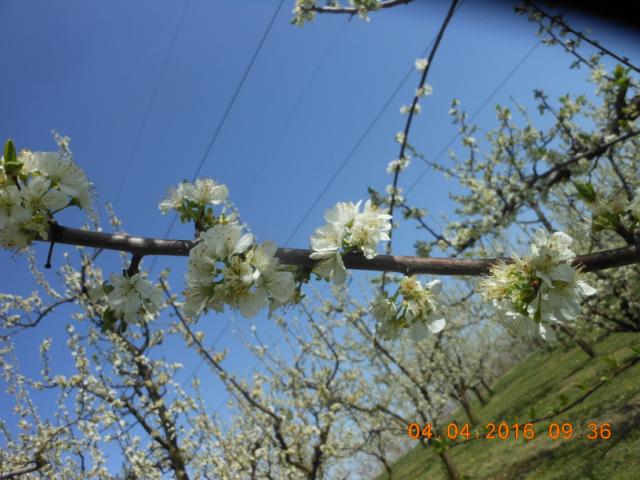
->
[2,1,640,479]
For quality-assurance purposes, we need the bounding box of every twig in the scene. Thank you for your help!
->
[525,1,640,75]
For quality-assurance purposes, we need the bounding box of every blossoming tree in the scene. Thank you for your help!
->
[2,1,640,478]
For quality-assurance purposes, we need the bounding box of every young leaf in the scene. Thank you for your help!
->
[574,181,596,203]
[3,139,23,176]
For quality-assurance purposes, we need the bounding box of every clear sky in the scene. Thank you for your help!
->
[1,0,639,470]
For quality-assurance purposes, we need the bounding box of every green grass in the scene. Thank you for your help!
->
[377,333,640,480]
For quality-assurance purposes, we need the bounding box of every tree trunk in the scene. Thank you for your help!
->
[439,450,461,480]
[559,324,596,358]
[459,392,480,425]
[480,378,493,396]
[472,386,487,405]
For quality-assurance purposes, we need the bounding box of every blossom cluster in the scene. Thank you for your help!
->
[90,273,164,329]
[183,223,296,319]
[159,177,230,230]
[479,230,596,341]
[309,200,392,284]
[0,139,91,249]
[371,276,446,341]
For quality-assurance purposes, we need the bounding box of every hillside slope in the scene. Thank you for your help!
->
[378,332,640,479]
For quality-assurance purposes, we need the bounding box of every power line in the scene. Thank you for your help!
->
[281,0,469,248]
[113,0,192,207]
[237,19,349,209]
[150,0,285,273]
[406,40,540,195]
[199,23,348,357]
[189,0,286,182]
[281,39,437,247]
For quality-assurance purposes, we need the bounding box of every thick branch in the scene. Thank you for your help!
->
[45,224,640,276]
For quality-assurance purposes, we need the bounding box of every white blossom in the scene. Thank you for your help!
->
[184,224,294,319]
[372,277,445,341]
[415,57,429,72]
[23,151,91,209]
[106,273,163,324]
[310,199,392,283]
[0,145,91,249]
[480,229,596,340]
[159,177,228,214]
[416,84,433,97]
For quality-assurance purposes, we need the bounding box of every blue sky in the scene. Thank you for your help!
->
[1,0,640,469]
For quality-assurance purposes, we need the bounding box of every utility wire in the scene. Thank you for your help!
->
[113,0,192,207]
[150,0,285,273]
[238,19,348,209]
[201,23,348,357]
[189,0,286,182]
[282,0,469,248]
[406,40,540,195]
[281,41,436,247]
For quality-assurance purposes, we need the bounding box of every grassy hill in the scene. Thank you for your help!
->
[377,332,640,479]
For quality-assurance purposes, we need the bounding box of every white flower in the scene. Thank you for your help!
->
[0,185,49,249]
[324,201,361,228]
[183,225,293,319]
[373,277,445,341]
[400,104,421,115]
[200,223,254,261]
[416,84,433,97]
[107,273,163,324]
[310,222,347,284]
[25,151,91,209]
[415,57,429,72]
[350,200,392,259]
[159,178,228,215]
[22,177,68,212]
[480,229,596,341]
[309,199,393,282]
[182,178,228,206]
[158,186,186,214]
[386,157,410,174]
[238,241,295,318]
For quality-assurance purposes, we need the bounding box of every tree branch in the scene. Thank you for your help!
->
[303,0,414,15]
[44,223,640,277]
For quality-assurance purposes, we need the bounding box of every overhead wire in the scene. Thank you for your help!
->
[149,0,286,274]
[237,19,349,209]
[406,40,541,195]
[113,0,192,207]
[281,0,469,248]
[188,22,349,360]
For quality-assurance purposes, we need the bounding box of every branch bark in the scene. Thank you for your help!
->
[45,223,640,277]
[303,0,414,15]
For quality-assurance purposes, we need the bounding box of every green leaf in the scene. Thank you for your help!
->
[101,308,116,333]
[574,181,596,203]
[118,319,128,333]
[558,393,569,406]
[630,345,640,356]
[3,139,23,176]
